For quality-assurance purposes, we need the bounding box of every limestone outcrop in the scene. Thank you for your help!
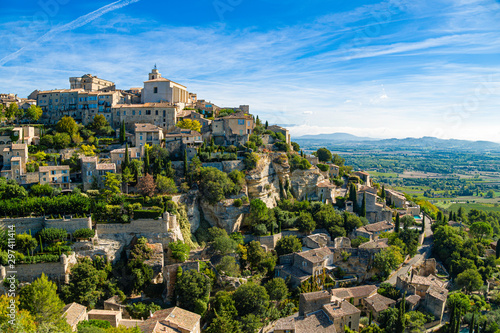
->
[200,199,250,233]
[245,154,282,207]
[290,167,326,200]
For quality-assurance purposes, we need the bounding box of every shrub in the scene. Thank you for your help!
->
[133,209,162,220]
[317,163,329,172]
[233,199,243,207]
[37,228,68,244]
[244,153,259,170]
[73,228,95,239]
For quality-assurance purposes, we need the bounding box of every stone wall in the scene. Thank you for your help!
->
[258,233,282,251]
[0,253,77,283]
[96,213,176,235]
[45,217,92,234]
[163,261,201,301]
[0,216,92,235]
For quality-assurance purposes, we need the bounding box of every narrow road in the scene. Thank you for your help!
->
[385,214,433,285]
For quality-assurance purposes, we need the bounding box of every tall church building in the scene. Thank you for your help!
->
[142,66,189,105]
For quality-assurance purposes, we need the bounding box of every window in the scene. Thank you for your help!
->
[248,121,251,126]
[238,119,244,125]
[240,130,243,135]
[140,136,143,141]
[43,178,46,182]
[139,110,142,115]
[123,111,126,115]
[163,110,166,116]
[136,152,140,157]
[146,110,151,115]
[153,87,158,93]
[119,154,123,158]
[117,111,120,116]
[132,110,136,115]
[155,110,158,115]
[62,170,68,174]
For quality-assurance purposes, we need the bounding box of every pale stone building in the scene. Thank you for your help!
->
[142,66,189,105]
[37,89,82,122]
[110,146,143,171]
[61,303,88,331]
[134,123,164,147]
[70,74,115,92]
[112,103,177,132]
[39,165,71,190]
[355,221,394,240]
[164,128,203,159]
[211,111,254,146]
[267,125,291,145]
[78,90,124,125]
[0,143,28,181]
[81,156,117,191]
[139,307,201,333]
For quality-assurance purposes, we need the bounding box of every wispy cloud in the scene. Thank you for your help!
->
[0,0,141,66]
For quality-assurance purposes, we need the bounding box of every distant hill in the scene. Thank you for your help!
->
[295,132,376,141]
[294,133,500,151]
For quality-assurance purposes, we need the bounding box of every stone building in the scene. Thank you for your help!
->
[267,125,291,144]
[276,237,389,286]
[316,179,337,204]
[70,74,115,92]
[139,307,201,333]
[352,171,371,186]
[38,165,71,190]
[37,89,83,122]
[395,260,448,320]
[356,185,393,223]
[61,302,88,331]
[177,109,212,133]
[142,66,189,105]
[211,111,254,146]
[354,221,394,240]
[110,146,143,171]
[274,291,361,333]
[164,128,203,159]
[112,103,177,132]
[81,156,117,191]
[134,123,164,147]
[0,143,28,181]
[78,90,124,125]
[385,189,407,208]
[362,293,396,319]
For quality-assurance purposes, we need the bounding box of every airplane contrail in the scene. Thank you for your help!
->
[0,0,141,66]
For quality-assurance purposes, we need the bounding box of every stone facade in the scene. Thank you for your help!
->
[134,123,164,147]
[81,156,117,191]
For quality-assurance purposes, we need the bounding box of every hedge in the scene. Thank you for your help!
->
[133,209,162,220]
[73,228,95,239]
[0,194,91,217]
[20,254,60,264]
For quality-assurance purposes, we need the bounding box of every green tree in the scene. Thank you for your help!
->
[121,166,134,194]
[89,115,111,136]
[361,192,366,218]
[264,278,289,301]
[470,222,493,241]
[233,282,269,317]
[275,235,302,256]
[240,313,261,333]
[144,146,150,174]
[291,142,300,151]
[122,143,131,171]
[213,235,238,255]
[243,152,259,170]
[216,256,240,277]
[395,214,400,233]
[401,215,415,229]
[25,105,43,122]
[137,173,156,197]
[168,240,190,262]
[15,233,38,255]
[103,172,122,197]
[456,269,483,294]
[206,311,242,333]
[0,295,37,333]
[177,119,202,132]
[119,121,126,144]
[296,211,316,234]
[56,116,78,135]
[374,246,404,277]
[496,239,500,259]
[316,147,332,162]
[485,189,495,198]
[175,270,211,313]
[395,293,406,333]
[19,273,66,327]
[53,132,71,149]
[156,175,177,194]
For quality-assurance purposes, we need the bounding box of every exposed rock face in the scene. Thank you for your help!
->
[181,191,201,232]
[245,154,282,207]
[200,199,250,233]
[290,167,326,200]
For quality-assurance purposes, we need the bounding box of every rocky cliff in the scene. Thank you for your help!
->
[200,199,250,233]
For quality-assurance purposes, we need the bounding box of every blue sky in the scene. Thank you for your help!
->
[1,0,500,141]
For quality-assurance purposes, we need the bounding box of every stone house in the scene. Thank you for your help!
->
[354,221,394,240]
[110,146,143,171]
[38,165,71,190]
[164,128,203,159]
[267,125,291,144]
[11,126,38,145]
[37,89,84,123]
[330,285,378,307]
[70,74,115,92]
[362,293,396,319]
[385,189,407,208]
[139,307,201,333]
[134,123,164,147]
[395,260,448,320]
[142,67,189,105]
[316,179,337,204]
[352,171,371,186]
[1,143,28,181]
[62,302,88,331]
[356,185,393,223]
[81,156,117,191]
[177,109,212,133]
[112,103,178,132]
[210,111,254,146]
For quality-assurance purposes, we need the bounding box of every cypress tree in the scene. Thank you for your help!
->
[369,311,373,326]
[183,149,188,176]
[395,214,400,233]
[265,120,268,129]
[361,192,366,217]
[123,143,130,171]
[395,293,406,333]
[469,313,475,333]
[119,121,126,144]
[449,211,453,221]
[144,147,150,174]
[496,239,500,259]
[381,185,386,199]
[421,217,425,233]
[455,309,462,333]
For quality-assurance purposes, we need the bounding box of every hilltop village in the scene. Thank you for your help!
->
[0,68,498,333]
